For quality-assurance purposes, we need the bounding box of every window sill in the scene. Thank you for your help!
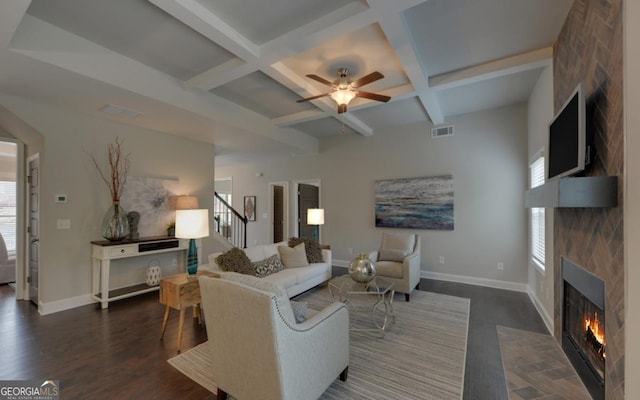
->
[531,258,546,276]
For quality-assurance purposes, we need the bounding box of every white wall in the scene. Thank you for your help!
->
[526,66,555,332]
[624,0,640,397]
[217,104,529,288]
[0,94,216,313]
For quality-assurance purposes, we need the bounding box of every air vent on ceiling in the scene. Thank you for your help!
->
[431,125,454,138]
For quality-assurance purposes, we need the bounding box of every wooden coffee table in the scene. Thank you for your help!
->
[159,270,220,353]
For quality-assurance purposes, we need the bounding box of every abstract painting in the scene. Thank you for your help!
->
[120,176,179,236]
[375,175,454,230]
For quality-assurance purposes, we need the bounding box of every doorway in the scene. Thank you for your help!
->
[0,141,17,297]
[27,155,39,305]
[296,180,320,240]
[269,182,289,243]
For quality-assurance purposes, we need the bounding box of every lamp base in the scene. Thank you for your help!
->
[186,238,198,276]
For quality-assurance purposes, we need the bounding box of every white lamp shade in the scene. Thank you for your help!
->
[307,208,324,225]
[175,209,209,239]
[175,195,199,210]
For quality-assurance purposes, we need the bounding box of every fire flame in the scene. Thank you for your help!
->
[585,312,606,358]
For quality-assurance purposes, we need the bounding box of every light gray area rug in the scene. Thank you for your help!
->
[169,287,470,400]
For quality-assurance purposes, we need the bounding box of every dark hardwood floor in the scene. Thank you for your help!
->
[0,272,548,400]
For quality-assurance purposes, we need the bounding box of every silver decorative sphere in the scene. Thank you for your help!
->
[349,253,376,283]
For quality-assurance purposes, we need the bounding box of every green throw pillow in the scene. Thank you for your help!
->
[216,247,255,276]
[288,237,324,263]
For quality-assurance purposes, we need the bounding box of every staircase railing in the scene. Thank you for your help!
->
[213,192,247,249]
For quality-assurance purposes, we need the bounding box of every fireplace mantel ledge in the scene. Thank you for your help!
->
[524,176,618,208]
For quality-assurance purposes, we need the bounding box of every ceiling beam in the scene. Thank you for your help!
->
[371,0,444,124]
[429,47,553,91]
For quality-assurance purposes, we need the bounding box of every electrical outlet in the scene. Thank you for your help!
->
[348,248,353,255]
[497,262,504,270]
[171,258,177,268]
[439,256,445,264]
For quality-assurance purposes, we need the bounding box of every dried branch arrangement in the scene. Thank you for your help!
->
[90,137,131,202]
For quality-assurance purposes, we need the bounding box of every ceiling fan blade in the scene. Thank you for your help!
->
[351,71,384,88]
[356,91,391,103]
[306,74,334,87]
[296,93,331,103]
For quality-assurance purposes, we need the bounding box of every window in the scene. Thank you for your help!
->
[530,156,545,269]
[0,181,16,256]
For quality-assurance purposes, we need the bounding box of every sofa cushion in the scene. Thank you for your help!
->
[278,243,309,268]
[222,272,295,323]
[216,248,255,276]
[294,263,329,284]
[243,246,266,262]
[252,254,284,278]
[381,232,415,253]
[379,248,408,262]
[263,268,298,289]
[288,237,323,263]
[375,260,404,279]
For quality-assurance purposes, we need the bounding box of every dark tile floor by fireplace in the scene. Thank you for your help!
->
[0,272,555,400]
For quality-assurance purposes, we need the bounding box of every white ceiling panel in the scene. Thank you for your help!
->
[26,0,236,80]
[437,68,544,117]
[404,0,572,75]
[351,98,428,129]
[198,0,366,45]
[211,71,317,118]
[291,117,360,139]
[282,24,409,93]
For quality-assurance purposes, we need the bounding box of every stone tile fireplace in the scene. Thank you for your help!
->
[553,0,624,398]
[562,257,605,400]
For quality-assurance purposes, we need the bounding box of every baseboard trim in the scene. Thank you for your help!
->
[527,287,554,335]
[40,294,94,315]
[420,271,528,293]
[333,260,528,293]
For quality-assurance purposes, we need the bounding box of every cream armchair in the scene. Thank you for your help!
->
[0,232,15,284]
[199,273,349,400]
[368,232,421,302]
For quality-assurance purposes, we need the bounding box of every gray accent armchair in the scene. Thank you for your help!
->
[199,273,349,400]
[368,233,421,301]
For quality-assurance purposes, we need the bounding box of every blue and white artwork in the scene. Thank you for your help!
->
[375,175,454,230]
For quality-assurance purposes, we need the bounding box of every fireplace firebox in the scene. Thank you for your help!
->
[562,257,605,400]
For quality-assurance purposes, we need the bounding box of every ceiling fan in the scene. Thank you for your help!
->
[297,68,391,114]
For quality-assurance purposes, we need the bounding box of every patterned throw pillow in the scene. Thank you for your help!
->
[252,254,284,278]
[288,237,324,263]
[290,301,308,323]
[215,247,255,276]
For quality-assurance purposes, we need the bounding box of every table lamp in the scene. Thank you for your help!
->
[175,209,209,276]
[307,208,324,240]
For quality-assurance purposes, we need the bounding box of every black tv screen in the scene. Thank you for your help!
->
[548,83,585,180]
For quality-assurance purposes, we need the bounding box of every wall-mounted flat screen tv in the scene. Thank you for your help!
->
[548,82,587,180]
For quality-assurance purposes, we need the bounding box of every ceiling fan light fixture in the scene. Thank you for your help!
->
[330,89,356,106]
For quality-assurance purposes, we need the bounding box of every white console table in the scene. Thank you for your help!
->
[91,236,189,309]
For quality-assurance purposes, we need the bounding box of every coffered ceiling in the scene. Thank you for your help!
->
[0,0,572,164]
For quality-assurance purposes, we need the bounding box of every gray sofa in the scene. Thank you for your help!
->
[202,241,332,298]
